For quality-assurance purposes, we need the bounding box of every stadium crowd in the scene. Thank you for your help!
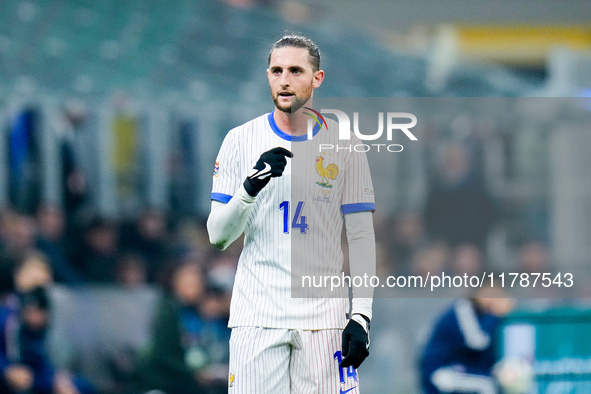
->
[0,204,237,393]
[0,134,554,393]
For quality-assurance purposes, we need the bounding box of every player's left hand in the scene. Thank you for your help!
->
[340,314,370,369]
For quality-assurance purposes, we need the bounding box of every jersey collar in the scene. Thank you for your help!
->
[268,111,322,142]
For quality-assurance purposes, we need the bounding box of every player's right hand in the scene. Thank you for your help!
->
[243,147,293,197]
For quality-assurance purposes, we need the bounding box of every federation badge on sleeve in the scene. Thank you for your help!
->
[213,160,220,177]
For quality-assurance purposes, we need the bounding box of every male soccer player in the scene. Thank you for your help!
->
[207,35,376,393]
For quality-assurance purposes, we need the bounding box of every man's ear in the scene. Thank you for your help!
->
[313,70,325,88]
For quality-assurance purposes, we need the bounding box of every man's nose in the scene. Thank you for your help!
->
[279,72,290,86]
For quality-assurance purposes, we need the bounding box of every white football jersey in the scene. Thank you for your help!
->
[211,111,375,329]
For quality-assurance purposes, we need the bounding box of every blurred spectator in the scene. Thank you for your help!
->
[114,253,147,289]
[514,240,559,299]
[424,142,496,249]
[57,101,89,225]
[450,244,484,278]
[8,108,42,214]
[411,242,449,279]
[0,212,37,264]
[419,286,514,394]
[13,252,53,293]
[35,205,82,285]
[120,209,170,282]
[207,254,237,294]
[173,218,214,258]
[0,286,95,394]
[202,257,234,368]
[199,285,232,384]
[517,240,550,274]
[389,212,425,275]
[137,261,227,394]
[72,217,119,283]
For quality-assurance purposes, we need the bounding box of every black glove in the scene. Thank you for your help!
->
[340,314,370,369]
[243,147,293,197]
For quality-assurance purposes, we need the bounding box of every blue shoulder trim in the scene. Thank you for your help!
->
[342,203,376,214]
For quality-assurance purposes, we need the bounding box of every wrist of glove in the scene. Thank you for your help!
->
[340,314,370,369]
[243,147,293,197]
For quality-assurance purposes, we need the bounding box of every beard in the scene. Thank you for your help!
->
[273,95,311,114]
[272,82,314,114]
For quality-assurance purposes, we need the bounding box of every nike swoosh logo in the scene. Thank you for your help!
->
[252,162,272,180]
[341,387,357,394]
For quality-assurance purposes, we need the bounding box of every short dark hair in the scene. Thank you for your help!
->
[268,35,321,72]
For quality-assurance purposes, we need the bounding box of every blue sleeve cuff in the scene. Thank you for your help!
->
[211,193,233,203]
[342,203,376,214]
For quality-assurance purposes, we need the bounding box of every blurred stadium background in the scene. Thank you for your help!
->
[1,0,591,393]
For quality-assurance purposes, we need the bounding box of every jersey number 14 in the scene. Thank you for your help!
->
[279,201,308,234]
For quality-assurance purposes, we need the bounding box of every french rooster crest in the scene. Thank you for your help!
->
[315,156,338,188]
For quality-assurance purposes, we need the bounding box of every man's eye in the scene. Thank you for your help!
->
[273,69,282,75]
